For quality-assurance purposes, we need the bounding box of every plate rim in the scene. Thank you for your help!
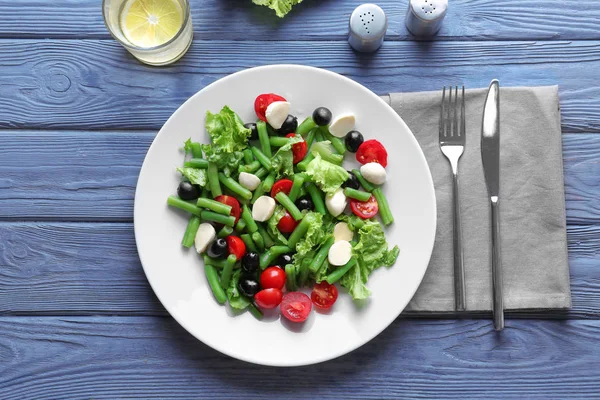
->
[134,64,437,366]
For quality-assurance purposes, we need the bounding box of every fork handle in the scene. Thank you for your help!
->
[490,197,504,330]
[452,170,466,311]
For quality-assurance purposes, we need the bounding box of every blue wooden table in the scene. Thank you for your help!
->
[1,0,600,398]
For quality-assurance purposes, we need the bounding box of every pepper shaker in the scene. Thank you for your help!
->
[348,4,388,53]
[405,0,448,37]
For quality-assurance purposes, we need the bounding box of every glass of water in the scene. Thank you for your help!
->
[102,0,193,66]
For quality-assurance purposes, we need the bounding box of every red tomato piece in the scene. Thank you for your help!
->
[277,211,298,233]
[271,179,293,198]
[356,139,388,167]
[254,288,283,309]
[254,93,287,122]
[280,292,313,323]
[350,195,379,219]
[311,281,339,309]
[285,133,308,164]
[214,195,241,223]
[226,236,246,260]
[260,266,286,290]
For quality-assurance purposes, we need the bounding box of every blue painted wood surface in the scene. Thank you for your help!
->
[1,0,600,398]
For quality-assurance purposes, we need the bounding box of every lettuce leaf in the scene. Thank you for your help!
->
[339,218,400,300]
[227,270,251,310]
[304,153,349,194]
[201,106,251,176]
[252,0,303,18]
[176,167,207,186]
[271,135,303,178]
[267,205,289,245]
[183,138,194,155]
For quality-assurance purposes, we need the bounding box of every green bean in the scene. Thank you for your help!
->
[297,117,317,137]
[305,127,318,149]
[259,246,292,269]
[262,172,276,192]
[373,188,394,226]
[184,158,209,169]
[201,187,210,199]
[298,258,311,287]
[217,225,234,239]
[200,210,236,227]
[207,162,222,197]
[189,142,203,158]
[181,215,201,248]
[315,129,326,142]
[235,218,247,233]
[167,196,202,217]
[196,198,232,215]
[241,205,258,233]
[254,167,268,180]
[298,184,307,198]
[240,233,257,253]
[256,224,275,248]
[296,153,315,172]
[285,264,297,291]
[252,231,265,252]
[275,192,303,221]
[248,303,263,320]
[203,255,227,269]
[257,121,271,157]
[322,127,347,154]
[218,173,252,200]
[220,254,237,289]
[238,160,261,174]
[287,217,311,250]
[326,258,357,284]
[305,183,326,215]
[352,169,376,192]
[204,264,227,304]
[343,187,372,202]
[251,184,265,204]
[243,148,254,164]
[309,237,335,273]
[269,136,291,147]
[288,174,305,202]
[251,147,272,170]
[311,144,344,165]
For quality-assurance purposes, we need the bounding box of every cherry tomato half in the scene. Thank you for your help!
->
[356,139,388,167]
[226,236,246,260]
[350,195,379,219]
[255,288,283,309]
[280,292,313,323]
[271,179,293,198]
[254,93,286,122]
[214,195,241,223]
[311,281,339,309]
[285,133,308,164]
[277,211,298,233]
[260,266,286,290]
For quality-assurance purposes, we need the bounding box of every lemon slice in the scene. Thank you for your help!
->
[120,0,183,48]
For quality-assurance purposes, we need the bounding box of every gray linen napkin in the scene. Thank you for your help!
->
[383,86,571,312]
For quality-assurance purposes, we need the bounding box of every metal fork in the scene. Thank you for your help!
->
[439,86,466,311]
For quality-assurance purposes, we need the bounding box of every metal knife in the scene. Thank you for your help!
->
[481,79,504,331]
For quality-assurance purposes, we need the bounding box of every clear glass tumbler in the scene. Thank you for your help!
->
[102,0,193,66]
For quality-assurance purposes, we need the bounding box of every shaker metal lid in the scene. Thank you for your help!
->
[405,0,448,36]
[348,4,388,52]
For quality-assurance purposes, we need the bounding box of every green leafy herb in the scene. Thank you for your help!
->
[304,153,349,194]
[183,138,194,155]
[267,205,289,245]
[271,135,303,178]
[227,270,251,310]
[176,167,207,186]
[252,0,303,18]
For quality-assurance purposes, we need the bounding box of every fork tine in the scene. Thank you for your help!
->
[439,86,446,138]
[453,86,458,137]
[446,85,453,137]
[460,85,466,137]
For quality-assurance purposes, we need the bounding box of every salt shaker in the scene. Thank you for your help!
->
[348,4,388,53]
[405,0,448,37]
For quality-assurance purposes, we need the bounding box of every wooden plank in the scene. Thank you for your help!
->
[0,222,597,318]
[0,316,599,399]
[1,131,598,223]
[1,0,599,41]
[0,39,599,132]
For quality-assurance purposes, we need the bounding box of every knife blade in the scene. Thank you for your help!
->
[481,79,504,331]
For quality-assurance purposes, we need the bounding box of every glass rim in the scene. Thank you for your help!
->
[102,0,191,52]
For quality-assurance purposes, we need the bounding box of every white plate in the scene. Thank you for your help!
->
[134,65,436,367]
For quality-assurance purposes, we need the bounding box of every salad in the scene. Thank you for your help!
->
[167,93,399,323]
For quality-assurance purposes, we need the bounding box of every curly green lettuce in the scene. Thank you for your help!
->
[201,106,251,176]
[267,205,289,245]
[252,0,303,18]
[304,153,349,195]
[176,167,206,186]
[227,270,251,310]
[271,135,303,178]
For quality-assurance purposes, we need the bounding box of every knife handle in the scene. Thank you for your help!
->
[490,196,504,330]
[452,171,466,311]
